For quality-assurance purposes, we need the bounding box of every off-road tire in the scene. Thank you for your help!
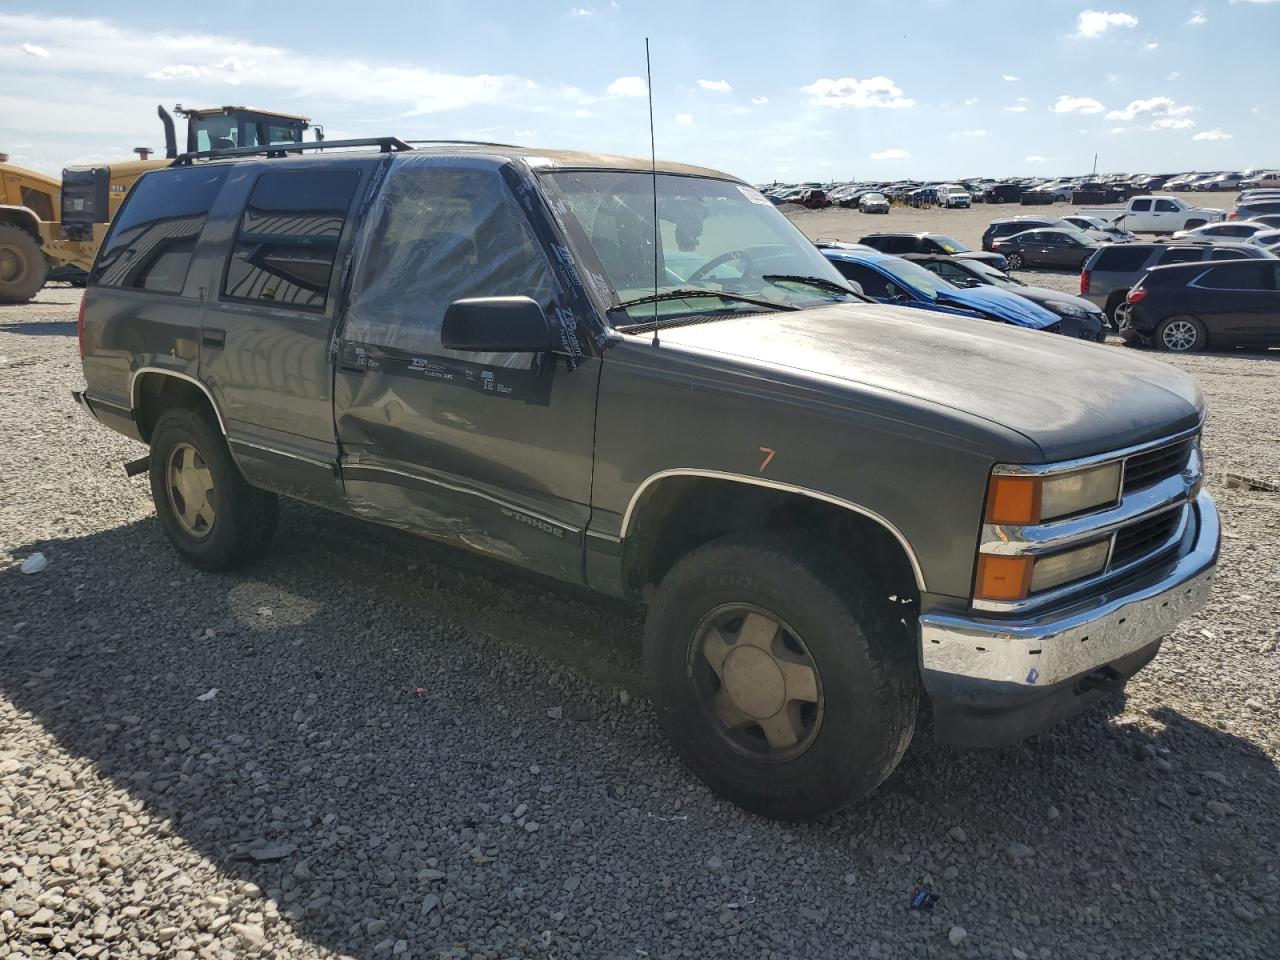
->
[1154,314,1207,353]
[0,223,48,304]
[148,407,278,570]
[644,533,918,821]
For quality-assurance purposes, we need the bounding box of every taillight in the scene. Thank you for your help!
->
[1080,269,1091,295]
[1228,211,1238,221]
[1126,288,1147,304]
[77,289,87,357]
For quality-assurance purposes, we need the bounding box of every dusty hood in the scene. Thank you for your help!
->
[656,302,1204,461]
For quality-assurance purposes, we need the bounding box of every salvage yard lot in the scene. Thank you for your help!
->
[2,275,1278,958]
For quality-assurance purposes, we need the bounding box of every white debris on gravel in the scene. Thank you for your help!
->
[2,282,1278,959]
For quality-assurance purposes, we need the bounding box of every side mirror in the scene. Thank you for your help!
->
[441,296,553,353]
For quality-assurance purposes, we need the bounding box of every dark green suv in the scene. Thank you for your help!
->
[73,139,1220,819]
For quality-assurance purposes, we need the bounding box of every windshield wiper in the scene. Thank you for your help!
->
[615,288,799,315]
[762,274,862,298]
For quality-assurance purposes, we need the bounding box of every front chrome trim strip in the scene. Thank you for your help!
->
[990,424,1202,479]
[341,461,581,535]
[619,468,927,591]
[922,491,1218,688]
[229,438,333,471]
[129,368,228,435]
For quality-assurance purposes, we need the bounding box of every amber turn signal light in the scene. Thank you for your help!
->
[975,554,1035,602]
[985,475,1042,525]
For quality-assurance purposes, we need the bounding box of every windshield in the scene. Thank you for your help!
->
[931,235,969,253]
[966,259,1024,286]
[877,257,953,298]
[1059,228,1096,245]
[544,171,855,324]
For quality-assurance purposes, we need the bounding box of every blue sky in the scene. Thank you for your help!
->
[2,0,1277,182]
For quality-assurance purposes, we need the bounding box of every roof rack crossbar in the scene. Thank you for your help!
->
[175,137,413,164]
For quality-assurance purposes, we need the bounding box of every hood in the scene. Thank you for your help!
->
[1015,285,1104,314]
[654,302,1203,461]
[935,284,1057,328]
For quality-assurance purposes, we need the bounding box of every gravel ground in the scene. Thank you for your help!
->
[2,280,1278,960]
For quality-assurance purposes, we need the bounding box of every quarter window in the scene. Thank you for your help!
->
[91,166,229,294]
[222,170,360,312]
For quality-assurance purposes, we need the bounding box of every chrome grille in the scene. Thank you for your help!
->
[1124,439,1193,494]
[1110,508,1183,569]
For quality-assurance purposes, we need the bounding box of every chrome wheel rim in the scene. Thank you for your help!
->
[689,604,823,763]
[1113,301,1133,331]
[1162,319,1198,352]
[166,442,216,537]
[1007,254,1023,269]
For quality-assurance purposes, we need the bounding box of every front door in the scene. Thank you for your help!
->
[332,158,598,583]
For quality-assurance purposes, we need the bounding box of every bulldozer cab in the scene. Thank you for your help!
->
[175,105,318,154]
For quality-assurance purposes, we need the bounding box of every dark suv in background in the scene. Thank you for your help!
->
[1124,259,1280,352]
[858,232,1009,271]
[1081,241,1277,327]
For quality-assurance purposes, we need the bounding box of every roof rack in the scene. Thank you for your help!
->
[403,139,520,148]
[175,137,412,164]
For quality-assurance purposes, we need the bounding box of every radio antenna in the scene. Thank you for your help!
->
[645,37,660,348]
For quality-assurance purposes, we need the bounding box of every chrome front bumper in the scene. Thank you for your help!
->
[919,491,1218,689]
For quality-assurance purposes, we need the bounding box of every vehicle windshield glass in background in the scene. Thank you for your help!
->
[544,171,855,324]
[1060,228,1096,245]
[968,260,1020,285]
[932,235,968,253]
[878,257,952,298]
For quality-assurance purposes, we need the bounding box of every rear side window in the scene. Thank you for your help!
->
[92,166,229,293]
[1210,248,1250,261]
[1157,247,1205,266]
[1131,199,1152,212]
[222,170,361,312]
[1195,262,1276,291]
[1095,245,1153,272]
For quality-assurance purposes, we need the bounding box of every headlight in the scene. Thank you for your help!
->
[984,461,1122,525]
[1045,300,1088,319]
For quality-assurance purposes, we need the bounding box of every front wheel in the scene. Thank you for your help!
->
[1005,252,1025,270]
[1155,315,1207,353]
[644,534,918,820]
[148,407,279,570]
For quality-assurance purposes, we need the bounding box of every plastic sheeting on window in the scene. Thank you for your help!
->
[343,155,556,369]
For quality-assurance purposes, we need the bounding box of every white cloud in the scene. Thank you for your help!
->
[1186,9,1207,24]
[697,78,732,92]
[868,147,911,161]
[1002,74,1020,82]
[1054,95,1106,114]
[675,113,693,126]
[1166,71,1181,80]
[1142,41,1159,51]
[1108,126,1128,134]
[1106,96,1196,130]
[802,75,915,109]
[1025,155,1051,164]
[607,75,647,97]
[964,97,979,106]
[1192,128,1232,141]
[513,129,536,138]
[751,96,769,105]
[571,6,593,14]
[1075,10,1139,38]
[21,42,50,57]
[1004,104,1029,113]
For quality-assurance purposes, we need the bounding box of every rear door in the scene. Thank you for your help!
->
[332,157,598,583]
[193,160,370,504]
[1126,198,1153,231]
[1190,261,1280,345]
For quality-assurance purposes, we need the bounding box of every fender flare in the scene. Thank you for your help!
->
[129,368,228,435]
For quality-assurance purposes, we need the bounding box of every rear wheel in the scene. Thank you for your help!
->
[1112,299,1134,332]
[149,407,278,570]
[0,224,48,304]
[1005,252,1025,270]
[1155,315,1207,353]
[644,534,917,820]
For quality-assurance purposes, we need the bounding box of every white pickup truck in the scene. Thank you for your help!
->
[1076,195,1224,234]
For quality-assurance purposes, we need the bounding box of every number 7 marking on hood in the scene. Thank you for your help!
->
[758,447,775,472]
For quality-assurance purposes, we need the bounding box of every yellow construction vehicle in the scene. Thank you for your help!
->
[0,105,319,303]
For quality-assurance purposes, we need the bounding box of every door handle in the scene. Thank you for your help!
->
[202,328,226,349]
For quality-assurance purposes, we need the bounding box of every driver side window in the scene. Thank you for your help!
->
[344,160,554,367]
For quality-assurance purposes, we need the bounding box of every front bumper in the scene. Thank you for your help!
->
[919,490,1219,745]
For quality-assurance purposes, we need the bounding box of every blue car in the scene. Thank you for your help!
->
[820,249,1069,335]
